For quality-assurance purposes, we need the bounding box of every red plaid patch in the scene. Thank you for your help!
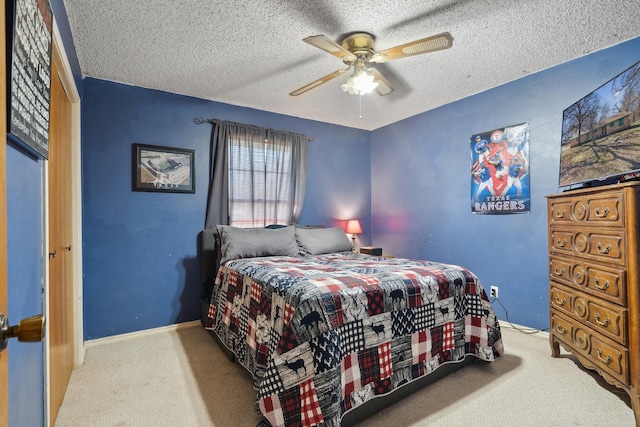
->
[283,302,295,327]
[259,395,285,427]
[378,341,392,379]
[358,347,380,385]
[260,294,272,319]
[373,377,392,395]
[251,281,262,302]
[278,326,298,354]
[465,315,487,345]
[256,342,270,366]
[207,303,216,320]
[366,285,385,316]
[300,378,324,426]
[341,353,361,404]
[412,330,431,364]
[430,326,442,356]
[438,279,450,300]
[222,302,233,326]
[280,386,302,426]
[442,321,455,351]
[407,284,422,308]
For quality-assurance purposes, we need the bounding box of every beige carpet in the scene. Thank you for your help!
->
[54,322,636,426]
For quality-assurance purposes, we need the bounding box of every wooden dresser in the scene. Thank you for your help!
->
[547,182,640,425]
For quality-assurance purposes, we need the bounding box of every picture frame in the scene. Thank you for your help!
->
[132,143,195,193]
[7,0,53,159]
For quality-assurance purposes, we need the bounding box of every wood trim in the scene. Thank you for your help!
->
[51,19,83,366]
[0,0,9,425]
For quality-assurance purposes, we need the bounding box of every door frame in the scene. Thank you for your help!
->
[1,1,8,425]
[44,21,83,426]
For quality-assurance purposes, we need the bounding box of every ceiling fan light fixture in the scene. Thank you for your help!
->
[341,68,378,95]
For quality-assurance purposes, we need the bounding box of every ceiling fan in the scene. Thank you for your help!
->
[289,32,453,97]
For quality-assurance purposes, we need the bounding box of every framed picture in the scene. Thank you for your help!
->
[132,143,195,193]
[7,0,53,159]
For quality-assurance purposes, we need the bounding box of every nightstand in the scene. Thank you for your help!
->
[360,246,382,256]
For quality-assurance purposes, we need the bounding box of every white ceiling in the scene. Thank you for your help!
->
[63,0,640,131]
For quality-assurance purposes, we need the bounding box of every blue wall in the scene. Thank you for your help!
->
[81,79,371,339]
[82,37,640,338]
[371,37,640,330]
[6,143,44,426]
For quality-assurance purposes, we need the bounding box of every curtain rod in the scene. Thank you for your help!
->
[194,117,314,141]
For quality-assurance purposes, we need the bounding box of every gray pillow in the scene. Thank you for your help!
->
[217,225,299,264]
[295,226,352,255]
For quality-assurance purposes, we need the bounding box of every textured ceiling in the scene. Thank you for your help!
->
[64,0,640,131]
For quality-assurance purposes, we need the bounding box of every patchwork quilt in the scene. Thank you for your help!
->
[206,252,504,427]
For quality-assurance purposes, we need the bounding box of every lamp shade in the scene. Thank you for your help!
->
[345,219,363,235]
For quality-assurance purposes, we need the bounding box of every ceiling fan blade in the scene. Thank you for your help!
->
[371,69,394,96]
[289,68,349,96]
[370,32,453,63]
[303,35,356,62]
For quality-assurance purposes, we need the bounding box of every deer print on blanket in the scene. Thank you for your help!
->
[274,342,314,388]
[363,312,392,347]
[341,289,368,323]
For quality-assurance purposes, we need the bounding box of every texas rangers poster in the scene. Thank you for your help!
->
[470,123,530,214]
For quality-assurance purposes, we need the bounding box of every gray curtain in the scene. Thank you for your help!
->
[204,120,309,228]
[267,129,308,224]
[204,121,232,229]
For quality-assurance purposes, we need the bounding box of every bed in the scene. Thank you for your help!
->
[200,225,503,427]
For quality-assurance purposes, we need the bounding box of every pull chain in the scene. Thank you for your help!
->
[359,94,362,119]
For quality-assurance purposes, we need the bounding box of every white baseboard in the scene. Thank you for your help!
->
[85,320,201,349]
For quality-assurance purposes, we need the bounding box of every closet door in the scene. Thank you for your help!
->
[48,48,74,426]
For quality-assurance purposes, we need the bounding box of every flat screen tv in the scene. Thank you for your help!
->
[558,59,640,191]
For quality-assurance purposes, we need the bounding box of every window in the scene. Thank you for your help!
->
[228,138,294,228]
[203,119,309,230]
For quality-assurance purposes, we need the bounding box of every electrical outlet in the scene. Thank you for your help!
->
[490,286,499,299]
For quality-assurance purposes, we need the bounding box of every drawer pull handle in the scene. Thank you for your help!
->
[555,296,566,306]
[555,325,567,335]
[554,209,567,218]
[554,266,565,276]
[594,313,611,327]
[555,239,567,247]
[596,349,613,365]
[593,277,610,291]
[594,207,610,218]
[596,243,612,254]
[575,271,582,279]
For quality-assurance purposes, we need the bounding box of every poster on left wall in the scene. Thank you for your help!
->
[470,122,530,214]
[6,0,53,159]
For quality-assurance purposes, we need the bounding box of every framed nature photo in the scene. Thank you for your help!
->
[132,143,195,193]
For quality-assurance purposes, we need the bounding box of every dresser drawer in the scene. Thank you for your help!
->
[549,257,573,284]
[550,311,574,345]
[548,192,623,227]
[550,229,625,265]
[584,264,626,306]
[550,284,573,317]
[549,257,626,305]
[588,333,628,384]
[584,299,627,346]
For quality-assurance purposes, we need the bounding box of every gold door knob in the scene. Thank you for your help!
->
[0,313,46,351]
